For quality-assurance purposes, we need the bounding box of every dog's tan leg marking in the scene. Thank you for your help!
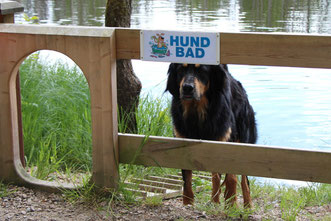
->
[211,172,221,203]
[241,175,253,208]
[183,63,188,67]
[182,169,194,205]
[174,128,194,205]
[195,63,200,68]
[224,174,238,207]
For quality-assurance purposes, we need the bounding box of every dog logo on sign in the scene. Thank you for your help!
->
[141,30,219,64]
[150,33,170,58]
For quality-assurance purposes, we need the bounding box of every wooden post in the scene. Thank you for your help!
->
[88,30,119,189]
[0,1,25,167]
[0,1,23,23]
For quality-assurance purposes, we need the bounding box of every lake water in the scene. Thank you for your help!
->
[15,0,331,185]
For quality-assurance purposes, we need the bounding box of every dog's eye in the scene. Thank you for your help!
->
[176,65,185,72]
[200,65,210,72]
[177,71,184,80]
[195,66,208,75]
[196,67,210,83]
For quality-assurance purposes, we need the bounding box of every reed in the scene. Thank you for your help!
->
[20,53,92,177]
[19,53,174,179]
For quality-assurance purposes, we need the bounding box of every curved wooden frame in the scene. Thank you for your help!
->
[0,24,118,190]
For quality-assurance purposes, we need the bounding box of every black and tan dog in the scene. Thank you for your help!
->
[165,63,257,207]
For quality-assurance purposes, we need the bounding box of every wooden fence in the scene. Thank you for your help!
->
[0,13,331,191]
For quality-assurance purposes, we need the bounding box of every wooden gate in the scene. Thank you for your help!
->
[0,12,331,191]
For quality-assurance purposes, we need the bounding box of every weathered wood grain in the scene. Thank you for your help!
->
[115,28,331,68]
[119,134,331,184]
[0,24,119,190]
[115,28,140,59]
[220,32,331,68]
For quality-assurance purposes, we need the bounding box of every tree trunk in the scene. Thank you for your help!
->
[105,0,142,133]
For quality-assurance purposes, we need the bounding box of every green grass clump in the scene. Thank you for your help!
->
[0,181,14,198]
[136,94,172,137]
[20,53,92,178]
[19,52,174,180]
[193,178,331,220]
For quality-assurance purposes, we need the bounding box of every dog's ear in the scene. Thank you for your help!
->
[211,64,229,92]
[165,63,179,97]
[222,64,229,72]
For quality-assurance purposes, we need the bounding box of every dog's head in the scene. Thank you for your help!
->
[165,63,228,100]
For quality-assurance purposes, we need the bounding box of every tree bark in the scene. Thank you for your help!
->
[105,0,142,133]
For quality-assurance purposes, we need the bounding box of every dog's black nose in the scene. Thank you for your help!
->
[183,83,194,94]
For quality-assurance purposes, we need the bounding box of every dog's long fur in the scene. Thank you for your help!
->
[165,63,257,207]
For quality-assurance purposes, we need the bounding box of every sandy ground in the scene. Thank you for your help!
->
[0,185,330,220]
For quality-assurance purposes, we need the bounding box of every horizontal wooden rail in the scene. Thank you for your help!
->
[2,24,331,68]
[119,133,331,184]
[219,32,331,68]
[116,28,331,69]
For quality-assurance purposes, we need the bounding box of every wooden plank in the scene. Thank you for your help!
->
[125,182,167,193]
[178,172,211,181]
[0,14,13,23]
[115,28,140,59]
[131,178,182,190]
[85,31,119,189]
[3,25,331,68]
[124,188,148,197]
[164,174,182,180]
[145,175,183,185]
[115,28,331,68]
[123,173,211,200]
[119,133,331,184]
[220,32,331,68]
[0,24,115,37]
[0,32,20,181]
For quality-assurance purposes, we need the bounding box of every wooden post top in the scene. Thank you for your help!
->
[0,0,24,15]
[0,23,115,37]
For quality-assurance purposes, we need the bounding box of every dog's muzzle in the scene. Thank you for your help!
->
[182,82,195,100]
[180,74,201,101]
[180,82,197,100]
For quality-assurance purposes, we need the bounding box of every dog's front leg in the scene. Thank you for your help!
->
[241,175,253,208]
[182,169,194,205]
[224,174,238,207]
[212,172,221,203]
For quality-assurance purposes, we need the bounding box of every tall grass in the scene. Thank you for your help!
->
[20,53,93,177]
[19,52,178,210]
[136,94,172,137]
[19,52,174,180]
[118,94,176,180]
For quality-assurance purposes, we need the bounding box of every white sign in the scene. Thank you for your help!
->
[140,30,220,65]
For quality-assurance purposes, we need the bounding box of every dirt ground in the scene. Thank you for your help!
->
[0,185,330,221]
